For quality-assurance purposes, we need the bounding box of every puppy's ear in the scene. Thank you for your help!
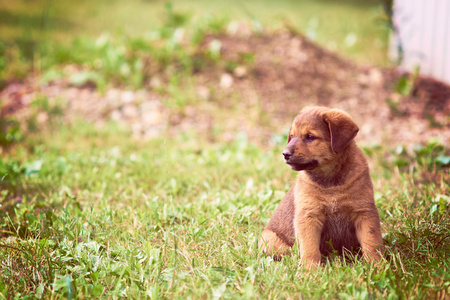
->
[322,109,359,152]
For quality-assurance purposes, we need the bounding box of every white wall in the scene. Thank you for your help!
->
[391,0,450,84]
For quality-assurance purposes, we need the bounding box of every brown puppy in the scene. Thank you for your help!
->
[259,106,383,269]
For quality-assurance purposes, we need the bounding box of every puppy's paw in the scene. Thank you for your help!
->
[301,259,321,270]
[259,229,292,259]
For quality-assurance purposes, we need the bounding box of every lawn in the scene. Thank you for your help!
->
[1,119,449,298]
[0,0,390,83]
[1,0,450,299]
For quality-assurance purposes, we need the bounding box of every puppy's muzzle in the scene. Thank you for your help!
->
[282,140,318,171]
[282,149,294,161]
[283,137,298,163]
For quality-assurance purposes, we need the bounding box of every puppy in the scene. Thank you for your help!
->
[260,106,383,269]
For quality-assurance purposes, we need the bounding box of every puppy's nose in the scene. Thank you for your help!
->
[283,149,293,160]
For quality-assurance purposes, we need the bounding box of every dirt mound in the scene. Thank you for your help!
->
[197,30,449,145]
[1,29,449,147]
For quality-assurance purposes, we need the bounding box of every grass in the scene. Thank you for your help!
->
[1,0,449,298]
[0,119,449,298]
[0,0,391,84]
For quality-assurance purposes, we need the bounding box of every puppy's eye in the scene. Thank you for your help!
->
[305,134,316,142]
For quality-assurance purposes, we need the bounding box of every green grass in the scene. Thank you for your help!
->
[0,120,449,299]
[0,0,390,84]
[1,0,449,298]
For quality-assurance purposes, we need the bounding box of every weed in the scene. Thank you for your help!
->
[0,158,25,195]
[386,140,450,171]
[0,116,23,149]
[161,75,198,113]
[163,2,191,30]
[386,67,421,116]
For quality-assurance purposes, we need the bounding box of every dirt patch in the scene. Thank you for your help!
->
[199,31,449,146]
[1,28,449,148]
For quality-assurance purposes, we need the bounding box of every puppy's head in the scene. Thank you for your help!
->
[283,106,359,171]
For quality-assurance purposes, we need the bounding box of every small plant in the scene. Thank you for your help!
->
[163,2,191,30]
[0,43,31,84]
[0,115,23,149]
[395,68,419,96]
[0,157,25,195]
[386,140,450,171]
[160,75,198,114]
[386,67,420,116]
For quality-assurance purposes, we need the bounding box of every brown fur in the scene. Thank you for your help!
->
[259,106,383,269]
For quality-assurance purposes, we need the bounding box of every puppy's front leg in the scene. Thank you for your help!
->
[296,216,323,269]
[355,214,383,261]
